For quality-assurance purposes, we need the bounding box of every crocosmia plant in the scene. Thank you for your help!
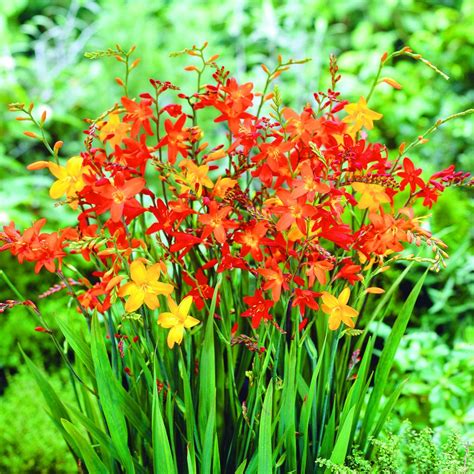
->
[1,43,472,473]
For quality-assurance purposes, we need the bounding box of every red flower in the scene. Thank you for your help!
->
[169,232,202,255]
[335,259,363,285]
[398,158,424,192]
[418,185,439,209]
[242,290,273,329]
[90,172,146,222]
[183,268,218,311]
[147,199,185,234]
[293,288,320,316]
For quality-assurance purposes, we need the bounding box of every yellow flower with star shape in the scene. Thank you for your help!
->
[342,96,383,134]
[352,182,390,211]
[321,288,359,330]
[119,260,173,313]
[158,296,200,349]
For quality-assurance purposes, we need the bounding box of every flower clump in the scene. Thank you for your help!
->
[2,44,472,349]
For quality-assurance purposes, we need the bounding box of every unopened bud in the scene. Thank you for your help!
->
[130,58,141,69]
[381,77,402,90]
[366,287,385,294]
[54,141,64,153]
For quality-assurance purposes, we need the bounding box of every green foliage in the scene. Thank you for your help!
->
[0,368,75,474]
[319,422,473,473]
[390,330,474,438]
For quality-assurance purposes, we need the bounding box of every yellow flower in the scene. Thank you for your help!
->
[30,156,89,208]
[179,159,214,198]
[342,97,383,134]
[352,182,390,211]
[158,296,200,349]
[119,260,173,313]
[321,288,359,330]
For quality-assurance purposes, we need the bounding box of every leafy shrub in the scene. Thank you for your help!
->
[390,330,474,438]
[318,422,473,473]
[0,367,75,474]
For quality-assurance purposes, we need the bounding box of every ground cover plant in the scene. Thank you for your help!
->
[1,41,472,473]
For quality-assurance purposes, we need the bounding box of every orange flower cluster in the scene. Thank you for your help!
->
[2,49,471,341]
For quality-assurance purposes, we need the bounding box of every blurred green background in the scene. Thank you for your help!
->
[0,0,472,472]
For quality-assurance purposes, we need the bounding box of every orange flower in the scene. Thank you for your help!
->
[257,263,286,301]
[122,97,154,137]
[99,112,131,148]
[158,114,189,164]
[198,201,237,244]
[234,221,267,261]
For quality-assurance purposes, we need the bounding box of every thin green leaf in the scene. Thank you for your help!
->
[258,379,273,474]
[328,406,355,467]
[360,272,427,448]
[56,314,94,376]
[201,388,216,474]
[152,365,177,474]
[91,314,135,473]
[61,419,109,474]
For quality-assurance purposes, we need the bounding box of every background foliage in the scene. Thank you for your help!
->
[0,0,472,471]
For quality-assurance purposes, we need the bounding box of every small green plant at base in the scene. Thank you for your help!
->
[318,422,473,473]
[0,368,76,474]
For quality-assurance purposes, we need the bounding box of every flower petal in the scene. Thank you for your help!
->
[158,312,179,328]
[146,263,162,281]
[144,292,160,310]
[178,296,193,317]
[130,260,147,285]
[49,180,69,199]
[167,324,184,349]
[321,292,338,308]
[118,282,135,297]
[183,316,200,329]
[338,288,351,306]
[65,156,83,176]
[328,313,341,330]
[125,288,145,312]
